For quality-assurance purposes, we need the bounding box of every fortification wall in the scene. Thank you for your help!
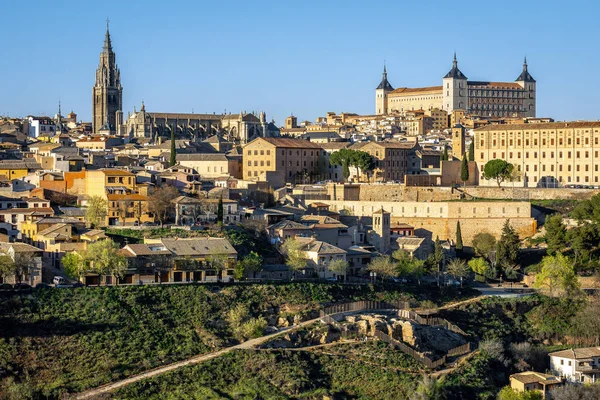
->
[355,184,598,202]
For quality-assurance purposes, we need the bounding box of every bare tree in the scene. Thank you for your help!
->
[148,185,179,227]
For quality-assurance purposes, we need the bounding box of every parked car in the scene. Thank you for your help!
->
[53,276,66,285]
[0,283,12,290]
[35,283,52,289]
[55,283,74,288]
[325,277,338,282]
[13,283,32,291]
[392,277,407,284]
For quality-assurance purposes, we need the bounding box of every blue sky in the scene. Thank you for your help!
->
[1,0,598,125]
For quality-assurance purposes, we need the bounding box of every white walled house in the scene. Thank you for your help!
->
[549,348,600,383]
[27,116,56,138]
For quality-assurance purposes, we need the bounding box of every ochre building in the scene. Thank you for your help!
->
[474,121,600,187]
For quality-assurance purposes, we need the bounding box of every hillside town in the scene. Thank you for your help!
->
[3,18,600,400]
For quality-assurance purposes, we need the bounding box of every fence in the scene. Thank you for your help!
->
[320,300,410,316]
[319,300,474,369]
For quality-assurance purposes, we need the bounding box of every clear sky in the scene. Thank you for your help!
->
[1,0,598,125]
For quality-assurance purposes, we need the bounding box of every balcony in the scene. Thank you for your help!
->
[575,363,600,373]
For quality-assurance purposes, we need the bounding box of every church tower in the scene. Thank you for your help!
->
[515,57,536,117]
[371,208,391,254]
[92,21,122,134]
[375,64,394,115]
[452,123,466,160]
[442,53,468,113]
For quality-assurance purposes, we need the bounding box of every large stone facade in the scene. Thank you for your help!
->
[92,23,122,134]
[375,55,536,119]
[310,199,536,245]
[475,121,600,187]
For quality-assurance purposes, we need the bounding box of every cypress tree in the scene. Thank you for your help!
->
[468,141,475,162]
[456,221,463,252]
[461,154,469,184]
[440,145,449,162]
[217,194,224,223]
[170,130,177,166]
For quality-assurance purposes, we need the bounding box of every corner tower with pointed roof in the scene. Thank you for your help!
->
[442,52,468,113]
[92,20,123,134]
[375,63,394,115]
[516,57,536,117]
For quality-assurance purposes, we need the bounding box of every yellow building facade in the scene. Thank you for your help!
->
[474,121,600,187]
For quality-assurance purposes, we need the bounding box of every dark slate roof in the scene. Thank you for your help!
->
[444,53,467,79]
[376,65,394,91]
[515,58,536,82]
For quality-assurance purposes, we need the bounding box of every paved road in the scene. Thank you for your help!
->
[72,317,320,399]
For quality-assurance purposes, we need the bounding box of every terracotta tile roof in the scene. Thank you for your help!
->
[0,207,54,215]
[245,137,323,149]
[468,81,522,88]
[510,372,561,385]
[99,169,135,176]
[549,347,600,359]
[389,86,443,95]
[161,237,237,256]
[107,194,149,201]
[0,242,42,253]
[296,238,346,255]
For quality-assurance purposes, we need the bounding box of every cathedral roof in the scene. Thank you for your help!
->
[444,53,467,80]
[103,22,113,52]
[376,65,394,91]
[515,57,536,82]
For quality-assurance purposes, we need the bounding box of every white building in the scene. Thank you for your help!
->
[549,347,600,383]
[27,116,56,138]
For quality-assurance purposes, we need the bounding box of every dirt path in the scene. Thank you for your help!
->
[71,317,320,399]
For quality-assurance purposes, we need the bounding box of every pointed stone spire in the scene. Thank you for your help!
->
[453,51,457,68]
[103,18,112,52]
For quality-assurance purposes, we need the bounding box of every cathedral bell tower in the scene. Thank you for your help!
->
[92,20,123,134]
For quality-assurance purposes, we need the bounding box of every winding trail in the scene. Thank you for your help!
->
[72,317,320,399]
[72,295,489,399]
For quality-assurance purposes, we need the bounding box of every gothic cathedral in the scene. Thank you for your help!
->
[92,22,122,134]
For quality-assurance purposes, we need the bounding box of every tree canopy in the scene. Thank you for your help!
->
[460,154,469,183]
[148,184,179,227]
[482,159,514,187]
[329,148,374,181]
[496,219,520,268]
[534,253,580,296]
[544,214,567,255]
[281,238,307,272]
[368,255,396,279]
[62,239,127,282]
[85,196,108,228]
[472,232,497,261]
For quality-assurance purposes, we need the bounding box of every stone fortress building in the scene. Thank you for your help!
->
[376,54,536,118]
[91,23,277,143]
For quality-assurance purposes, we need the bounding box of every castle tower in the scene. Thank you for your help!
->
[92,20,123,134]
[452,123,466,160]
[515,56,536,117]
[375,64,394,115]
[371,208,391,254]
[442,53,468,113]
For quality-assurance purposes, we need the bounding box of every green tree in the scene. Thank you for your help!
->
[468,141,474,162]
[497,386,542,400]
[86,240,128,280]
[460,154,469,184]
[570,298,600,345]
[85,196,108,228]
[217,195,224,224]
[148,184,179,227]
[234,251,263,280]
[0,255,15,282]
[472,232,497,261]
[431,236,444,286]
[544,213,567,255]
[446,258,470,287]
[328,258,348,280]
[566,222,598,267]
[468,257,493,281]
[368,255,396,280]
[411,375,445,400]
[455,221,463,252]
[497,219,520,268]
[330,148,353,181]
[61,252,86,282]
[206,252,230,280]
[170,130,176,166]
[393,249,426,285]
[503,264,519,281]
[482,159,514,187]
[534,253,580,296]
[351,150,375,181]
[281,238,307,273]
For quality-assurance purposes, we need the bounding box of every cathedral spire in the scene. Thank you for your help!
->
[444,52,467,79]
[516,55,535,82]
[103,18,112,52]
